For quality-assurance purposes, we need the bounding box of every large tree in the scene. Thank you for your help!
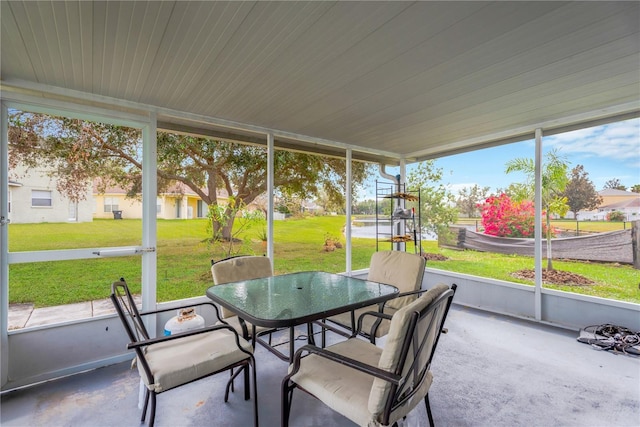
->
[352,199,376,215]
[456,184,490,217]
[9,111,371,240]
[603,178,627,191]
[505,149,570,271]
[407,160,458,239]
[561,165,602,219]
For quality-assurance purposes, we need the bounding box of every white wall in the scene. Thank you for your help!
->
[9,166,93,223]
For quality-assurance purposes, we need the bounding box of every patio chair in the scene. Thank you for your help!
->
[325,250,426,343]
[282,283,456,427]
[211,255,275,342]
[110,278,258,427]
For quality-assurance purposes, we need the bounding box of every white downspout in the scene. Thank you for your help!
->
[378,164,398,184]
[398,160,408,251]
[379,163,405,250]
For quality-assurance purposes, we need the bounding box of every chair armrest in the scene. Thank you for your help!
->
[359,288,452,336]
[138,301,219,317]
[287,344,400,385]
[353,310,393,338]
[372,289,426,316]
[127,323,248,354]
[395,288,427,299]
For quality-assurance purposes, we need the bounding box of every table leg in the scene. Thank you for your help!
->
[289,327,295,361]
[252,324,256,349]
[307,322,316,346]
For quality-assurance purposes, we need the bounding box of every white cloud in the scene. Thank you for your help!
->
[544,118,640,164]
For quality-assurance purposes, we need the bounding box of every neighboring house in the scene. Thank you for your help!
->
[8,165,94,224]
[9,164,249,223]
[578,189,640,221]
[93,182,228,220]
[301,200,322,214]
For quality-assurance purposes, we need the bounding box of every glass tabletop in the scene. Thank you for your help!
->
[206,271,399,328]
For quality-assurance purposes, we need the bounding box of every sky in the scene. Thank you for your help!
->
[360,117,640,199]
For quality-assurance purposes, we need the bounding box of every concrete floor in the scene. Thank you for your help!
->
[2,305,639,427]
[8,296,141,330]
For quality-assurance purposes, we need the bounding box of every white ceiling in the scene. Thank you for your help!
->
[1,1,639,163]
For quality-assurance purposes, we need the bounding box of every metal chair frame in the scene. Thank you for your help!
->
[282,284,457,427]
[321,288,430,344]
[110,278,259,427]
[211,255,284,348]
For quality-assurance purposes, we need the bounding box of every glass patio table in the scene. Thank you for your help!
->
[206,271,399,361]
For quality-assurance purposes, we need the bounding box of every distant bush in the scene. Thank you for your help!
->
[478,193,553,238]
[606,211,625,222]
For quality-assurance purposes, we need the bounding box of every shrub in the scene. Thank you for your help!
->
[606,211,625,222]
[478,193,552,238]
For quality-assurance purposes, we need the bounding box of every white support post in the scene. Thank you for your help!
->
[399,160,407,185]
[346,149,352,275]
[267,133,274,267]
[534,128,543,321]
[141,113,158,317]
[1,102,9,387]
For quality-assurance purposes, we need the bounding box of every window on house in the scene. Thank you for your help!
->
[197,200,206,218]
[157,197,162,214]
[103,197,119,212]
[31,190,52,207]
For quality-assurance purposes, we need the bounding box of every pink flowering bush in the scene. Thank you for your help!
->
[478,193,552,238]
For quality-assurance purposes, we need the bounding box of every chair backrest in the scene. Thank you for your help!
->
[211,255,273,318]
[110,277,149,344]
[368,283,456,425]
[367,251,426,309]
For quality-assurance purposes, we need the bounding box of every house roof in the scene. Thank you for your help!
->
[601,197,640,210]
[599,188,639,196]
[1,1,639,164]
[92,181,229,199]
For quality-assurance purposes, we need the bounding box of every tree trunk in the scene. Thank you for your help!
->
[546,212,554,271]
[632,220,639,270]
[221,217,235,241]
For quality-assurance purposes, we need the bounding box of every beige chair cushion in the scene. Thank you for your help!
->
[367,251,425,310]
[289,284,449,426]
[139,329,252,393]
[327,251,425,335]
[211,256,273,318]
[368,283,449,421]
[289,338,383,426]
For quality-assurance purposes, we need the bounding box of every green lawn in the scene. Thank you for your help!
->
[9,217,378,306]
[8,217,639,307]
